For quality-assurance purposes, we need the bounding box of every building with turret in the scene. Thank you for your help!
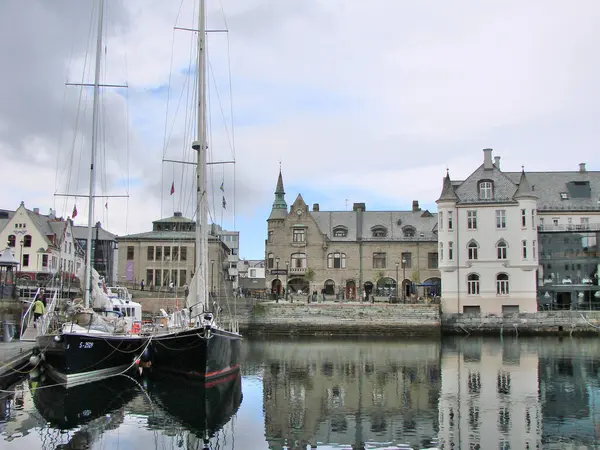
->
[265,170,441,299]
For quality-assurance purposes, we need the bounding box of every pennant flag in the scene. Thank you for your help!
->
[170,181,175,196]
[105,201,108,209]
[222,196,227,209]
[219,181,224,192]
[72,205,78,218]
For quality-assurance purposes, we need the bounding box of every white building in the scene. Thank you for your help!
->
[0,202,83,282]
[437,149,539,314]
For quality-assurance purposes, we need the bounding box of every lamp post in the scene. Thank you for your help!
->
[19,239,24,275]
[395,261,400,301]
[210,259,215,298]
[275,257,280,303]
[285,260,289,301]
[401,258,407,302]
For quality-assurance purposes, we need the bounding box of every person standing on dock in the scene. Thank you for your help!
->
[33,297,45,328]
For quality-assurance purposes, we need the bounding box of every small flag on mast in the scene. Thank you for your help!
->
[105,201,108,209]
[72,205,78,218]
[170,181,175,196]
[222,196,227,209]
[219,181,224,192]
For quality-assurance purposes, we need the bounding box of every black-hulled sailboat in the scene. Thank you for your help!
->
[141,0,242,381]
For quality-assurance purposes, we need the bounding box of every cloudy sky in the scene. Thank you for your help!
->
[1,0,599,259]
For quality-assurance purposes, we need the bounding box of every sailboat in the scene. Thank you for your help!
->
[34,0,149,388]
[140,0,242,381]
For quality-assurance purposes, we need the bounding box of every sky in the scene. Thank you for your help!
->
[1,0,600,259]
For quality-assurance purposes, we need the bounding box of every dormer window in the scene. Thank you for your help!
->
[560,192,569,200]
[478,180,493,200]
[333,226,348,238]
[371,226,387,238]
[402,225,416,238]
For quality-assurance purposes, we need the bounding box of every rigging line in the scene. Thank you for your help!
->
[208,59,233,154]
[207,42,217,223]
[161,8,178,160]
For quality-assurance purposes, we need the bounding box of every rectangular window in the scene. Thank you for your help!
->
[127,246,134,260]
[180,246,187,261]
[178,269,185,285]
[497,244,507,259]
[401,252,412,269]
[539,217,544,226]
[439,212,444,230]
[373,252,386,269]
[146,269,154,285]
[250,269,256,277]
[448,211,454,230]
[496,210,506,229]
[164,246,171,261]
[531,210,535,229]
[467,210,477,229]
[467,278,479,295]
[268,230,273,243]
[428,253,438,269]
[42,254,48,268]
[533,240,536,259]
[552,218,559,226]
[155,246,162,261]
[147,246,154,261]
[170,246,178,261]
[521,209,526,227]
[69,242,72,254]
[448,242,454,261]
[479,182,493,199]
[497,278,509,295]
[468,244,478,260]
[154,269,161,286]
[522,240,527,259]
[293,228,305,243]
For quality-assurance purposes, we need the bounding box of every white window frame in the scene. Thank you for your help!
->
[467,210,477,230]
[448,211,453,230]
[497,241,507,260]
[496,274,509,295]
[293,228,305,243]
[448,242,454,261]
[467,274,480,295]
[496,210,506,229]
[522,240,527,259]
[521,209,526,228]
[467,242,478,260]
[479,181,493,199]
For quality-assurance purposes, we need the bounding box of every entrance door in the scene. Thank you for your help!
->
[346,280,356,299]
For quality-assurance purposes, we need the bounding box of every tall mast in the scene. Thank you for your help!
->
[84,0,105,309]
[192,0,208,310]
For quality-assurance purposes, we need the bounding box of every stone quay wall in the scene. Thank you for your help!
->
[240,302,441,337]
[442,311,600,336]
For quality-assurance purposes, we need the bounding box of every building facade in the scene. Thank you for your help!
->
[439,149,600,314]
[0,202,83,283]
[72,222,118,285]
[116,212,233,296]
[265,171,441,299]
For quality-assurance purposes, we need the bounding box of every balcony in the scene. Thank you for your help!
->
[289,267,306,275]
[538,224,600,232]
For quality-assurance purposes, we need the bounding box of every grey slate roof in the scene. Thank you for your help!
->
[118,230,222,242]
[72,225,117,241]
[454,164,519,204]
[512,171,538,200]
[437,172,458,202]
[311,210,438,242]
[504,170,600,211]
[153,215,194,223]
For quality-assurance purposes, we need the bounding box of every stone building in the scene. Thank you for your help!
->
[116,212,232,296]
[265,171,441,299]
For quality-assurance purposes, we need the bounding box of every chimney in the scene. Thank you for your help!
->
[494,156,501,169]
[412,200,420,212]
[312,203,319,211]
[48,208,54,218]
[174,211,183,217]
[579,163,587,173]
[353,203,366,212]
[483,148,493,170]
[33,208,39,214]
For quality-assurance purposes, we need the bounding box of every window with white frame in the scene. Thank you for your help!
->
[479,181,493,200]
[250,269,256,277]
[467,274,480,295]
[448,211,453,230]
[497,241,507,260]
[552,218,559,226]
[496,273,509,295]
[467,210,477,229]
[522,240,527,259]
[293,228,305,243]
[267,253,274,269]
[496,210,506,229]
[521,209,526,227]
[448,242,454,260]
[531,210,535,228]
[467,241,478,260]
[333,226,348,237]
[291,253,307,268]
[439,212,444,230]
[533,240,536,259]
[439,242,443,261]
[327,252,347,269]
[373,252,386,269]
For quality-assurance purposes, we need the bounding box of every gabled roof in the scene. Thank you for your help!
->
[72,225,117,241]
[454,164,518,204]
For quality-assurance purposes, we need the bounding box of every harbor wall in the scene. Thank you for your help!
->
[240,302,441,337]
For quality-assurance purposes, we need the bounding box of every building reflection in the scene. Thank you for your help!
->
[254,338,441,449]
[438,338,542,449]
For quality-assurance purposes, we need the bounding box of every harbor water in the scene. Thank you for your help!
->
[1,336,600,449]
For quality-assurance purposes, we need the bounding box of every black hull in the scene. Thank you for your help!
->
[147,327,241,381]
[147,370,243,438]
[36,332,149,388]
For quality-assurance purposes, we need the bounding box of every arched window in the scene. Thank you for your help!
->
[324,279,335,295]
[7,235,16,247]
[291,253,306,269]
[402,225,416,238]
[267,253,274,269]
[371,226,387,238]
[327,252,346,269]
[23,235,32,248]
[467,241,478,260]
[496,273,509,295]
[467,274,480,295]
[497,241,507,260]
[333,226,348,238]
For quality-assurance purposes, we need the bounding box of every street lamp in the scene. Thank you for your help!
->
[275,257,280,303]
[210,259,215,298]
[395,261,400,300]
[401,258,407,302]
[285,260,289,301]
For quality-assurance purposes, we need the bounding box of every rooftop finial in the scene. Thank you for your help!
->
[446,167,449,176]
[521,165,525,172]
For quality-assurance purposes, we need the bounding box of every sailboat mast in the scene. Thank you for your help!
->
[84,0,105,309]
[194,0,208,310]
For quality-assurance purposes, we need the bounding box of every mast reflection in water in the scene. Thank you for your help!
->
[3,337,600,449]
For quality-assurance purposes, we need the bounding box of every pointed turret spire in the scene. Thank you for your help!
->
[437,170,458,202]
[513,168,537,199]
[268,169,288,221]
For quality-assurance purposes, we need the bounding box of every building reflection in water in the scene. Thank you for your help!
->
[252,338,441,449]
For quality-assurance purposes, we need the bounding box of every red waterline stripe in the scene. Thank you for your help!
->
[206,364,240,378]
[205,371,240,388]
